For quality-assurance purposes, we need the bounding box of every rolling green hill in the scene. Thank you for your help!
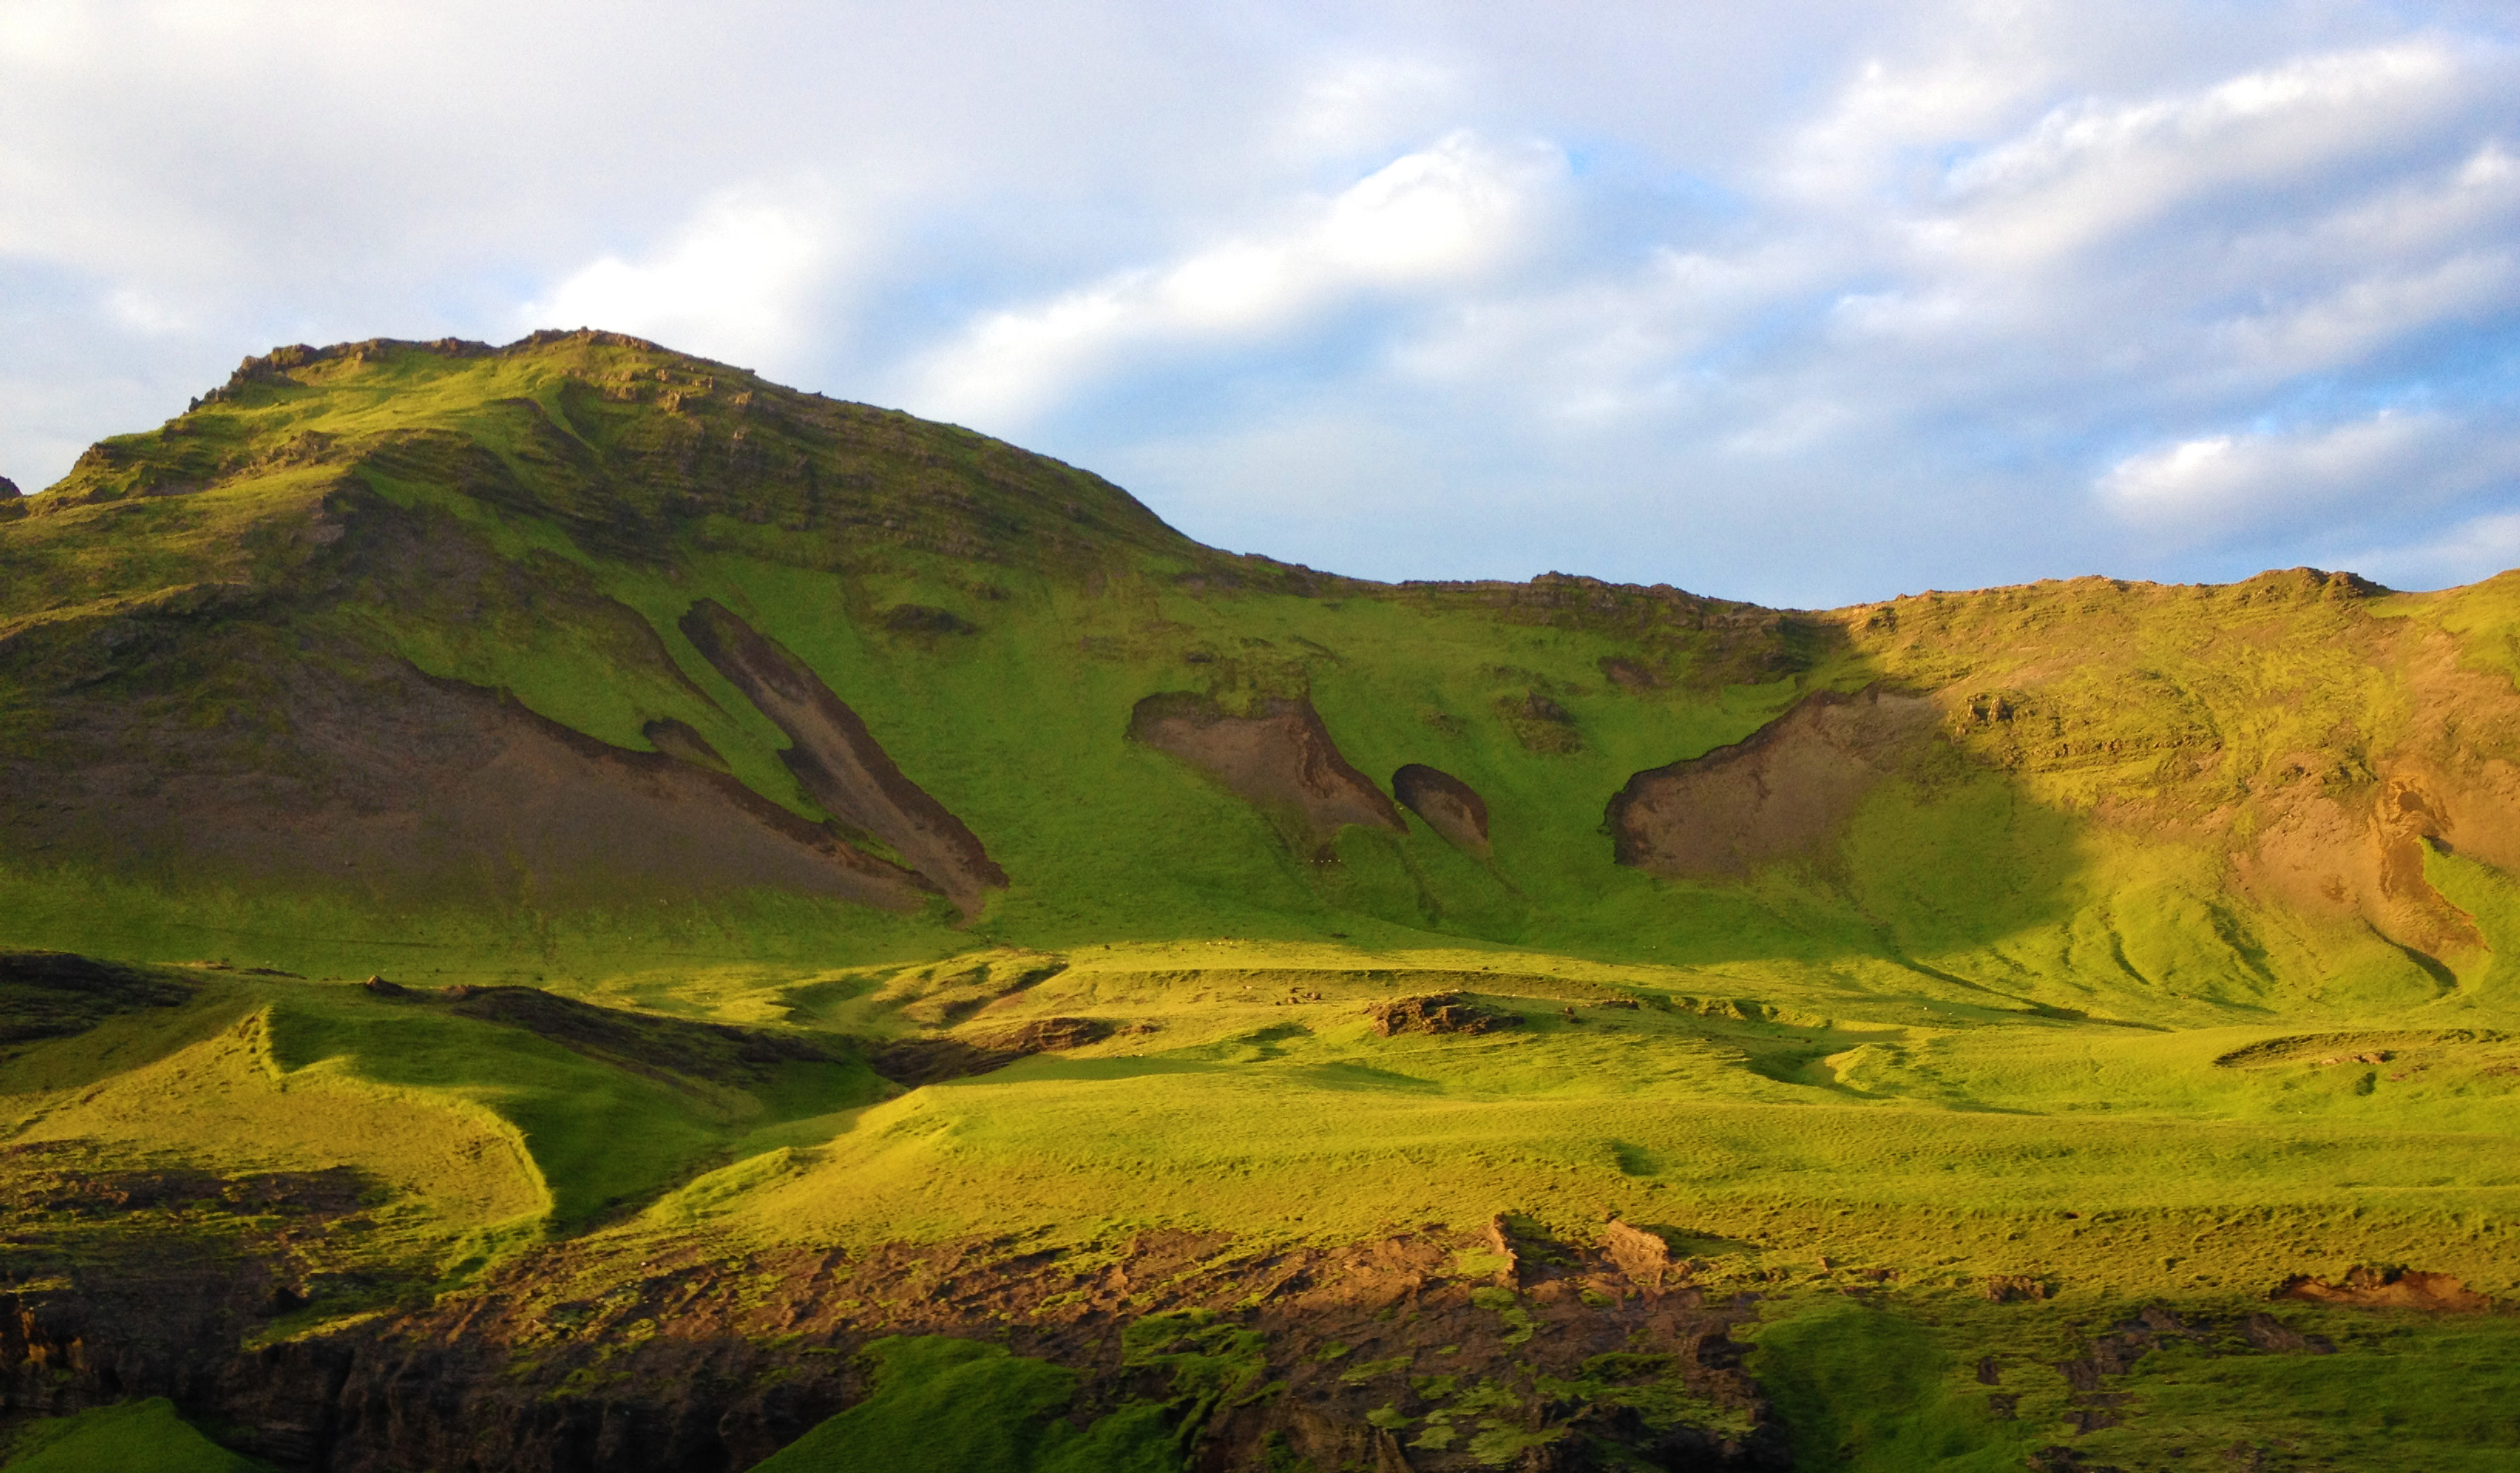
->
[5,332,2520,1471]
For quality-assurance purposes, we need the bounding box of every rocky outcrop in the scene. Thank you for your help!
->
[1363,993,1519,1037]
[1603,1220,1677,1290]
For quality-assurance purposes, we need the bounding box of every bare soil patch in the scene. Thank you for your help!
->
[679,599,1005,914]
[869,1016,1116,1087]
[1128,692,1404,857]
[2278,1266,2494,1312]
[0,953,195,1048]
[1392,763,1491,858]
[0,636,930,912]
[1607,686,1937,877]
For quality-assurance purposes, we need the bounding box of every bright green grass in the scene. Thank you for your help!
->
[0,970,890,1237]
[748,1336,1177,1473]
[1749,1300,2024,1472]
[586,962,2520,1302]
[1747,1293,2520,1472]
[1,1399,270,1473]
[258,983,879,1225]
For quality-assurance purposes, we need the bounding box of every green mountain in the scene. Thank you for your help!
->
[5,331,2520,1472]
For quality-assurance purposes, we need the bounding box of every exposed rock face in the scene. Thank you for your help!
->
[1363,992,1519,1037]
[1603,1219,1677,1289]
[1607,686,1937,877]
[679,598,1006,914]
[1129,692,1404,857]
[1392,763,1492,858]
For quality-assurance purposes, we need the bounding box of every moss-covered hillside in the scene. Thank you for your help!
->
[8,330,2520,1018]
[8,333,2520,1473]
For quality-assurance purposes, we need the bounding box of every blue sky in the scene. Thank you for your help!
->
[4,0,2518,608]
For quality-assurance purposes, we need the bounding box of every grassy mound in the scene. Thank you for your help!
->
[752,1337,1175,1473]
[2,1400,269,1473]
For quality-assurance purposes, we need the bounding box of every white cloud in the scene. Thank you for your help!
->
[2352,509,2520,590]
[102,285,194,336]
[1282,55,1456,157]
[520,184,841,371]
[2097,410,2520,538]
[907,133,1561,426]
[1926,42,2473,269]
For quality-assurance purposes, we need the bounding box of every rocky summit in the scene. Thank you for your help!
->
[5,331,2520,1471]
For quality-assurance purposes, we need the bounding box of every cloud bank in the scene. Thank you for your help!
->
[3,1,2517,606]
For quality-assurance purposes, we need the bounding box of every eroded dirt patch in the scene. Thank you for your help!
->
[0,953,196,1048]
[2278,1266,2494,1312]
[1129,692,1404,857]
[0,639,930,913]
[1607,686,1937,877]
[409,984,847,1094]
[679,598,1006,913]
[1393,763,1492,858]
[2212,1030,2511,1068]
[868,1016,1116,1087]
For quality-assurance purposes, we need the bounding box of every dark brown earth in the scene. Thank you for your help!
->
[1129,692,1405,857]
[680,598,1006,915]
[1392,764,1492,858]
[0,1199,1791,1473]
[0,480,934,912]
[384,984,852,1095]
[1607,685,1938,878]
[0,638,928,912]
[880,603,977,637]
[0,953,195,1049]
[640,716,733,773]
[867,1015,1116,1087]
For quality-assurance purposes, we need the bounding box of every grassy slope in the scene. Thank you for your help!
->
[0,967,892,1272]
[748,1336,1176,1473]
[9,336,2520,1467]
[0,1399,273,1473]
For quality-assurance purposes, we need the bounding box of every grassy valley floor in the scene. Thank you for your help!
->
[6,937,2518,1471]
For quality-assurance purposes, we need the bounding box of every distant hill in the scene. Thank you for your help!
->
[6,330,2519,1016]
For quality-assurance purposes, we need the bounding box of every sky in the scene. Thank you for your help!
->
[4,1,2518,608]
